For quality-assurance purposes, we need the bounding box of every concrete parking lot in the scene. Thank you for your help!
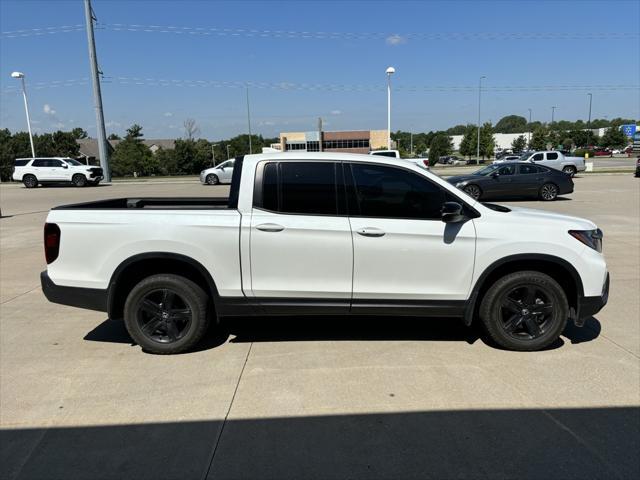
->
[1,174,639,479]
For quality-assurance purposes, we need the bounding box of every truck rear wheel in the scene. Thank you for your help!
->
[479,271,568,351]
[123,274,211,354]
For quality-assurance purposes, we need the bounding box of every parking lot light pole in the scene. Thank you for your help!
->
[476,75,486,164]
[528,108,532,144]
[226,144,231,160]
[10,72,36,158]
[551,106,556,125]
[587,93,592,128]
[386,67,395,150]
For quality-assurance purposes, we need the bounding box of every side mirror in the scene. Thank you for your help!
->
[62,164,68,169]
[441,202,465,223]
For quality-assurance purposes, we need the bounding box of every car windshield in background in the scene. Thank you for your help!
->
[518,153,531,161]
[64,158,84,166]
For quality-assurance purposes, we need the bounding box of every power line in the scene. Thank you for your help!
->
[0,25,85,38]
[2,77,638,94]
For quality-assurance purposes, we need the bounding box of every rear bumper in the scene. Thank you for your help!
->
[576,272,609,324]
[41,271,108,312]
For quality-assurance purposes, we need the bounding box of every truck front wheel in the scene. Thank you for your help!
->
[123,274,211,354]
[479,271,568,351]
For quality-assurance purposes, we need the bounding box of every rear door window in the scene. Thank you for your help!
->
[518,164,537,175]
[31,159,48,167]
[49,160,64,168]
[546,152,559,160]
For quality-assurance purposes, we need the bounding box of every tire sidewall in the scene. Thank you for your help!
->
[480,271,568,351]
[123,274,210,354]
[73,174,87,187]
[464,184,481,199]
[540,183,558,201]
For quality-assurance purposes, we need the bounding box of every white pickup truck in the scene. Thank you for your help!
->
[41,152,608,354]
[520,151,586,176]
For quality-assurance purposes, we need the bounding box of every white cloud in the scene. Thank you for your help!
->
[330,110,342,115]
[163,112,173,117]
[386,34,407,46]
[43,104,56,115]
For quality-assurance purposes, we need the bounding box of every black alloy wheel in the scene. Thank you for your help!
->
[206,174,219,185]
[498,285,554,341]
[540,183,558,201]
[23,175,38,188]
[562,166,576,177]
[123,274,211,354]
[479,271,568,351]
[136,288,193,344]
[464,184,482,199]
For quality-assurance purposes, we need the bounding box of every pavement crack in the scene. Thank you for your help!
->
[201,341,253,480]
[1,285,40,305]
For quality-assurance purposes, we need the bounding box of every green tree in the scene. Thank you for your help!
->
[529,126,550,150]
[427,133,452,166]
[107,133,121,140]
[71,127,88,139]
[446,124,467,135]
[52,131,80,157]
[458,125,477,157]
[0,128,15,181]
[511,135,527,153]
[494,115,527,133]
[600,125,627,148]
[111,124,155,176]
[479,122,495,159]
[561,137,574,150]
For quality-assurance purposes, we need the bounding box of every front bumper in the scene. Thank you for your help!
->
[41,271,108,312]
[575,272,609,326]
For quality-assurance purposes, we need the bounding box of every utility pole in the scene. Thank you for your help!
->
[410,131,413,156]
[528,108,532,145]
[245,85,252,154]
[211,144,217,166]
[318,117,323,152]
[587,93,593,128]
[84,0,110,182]
[386,67,395,150]
[551,106,556,125]
[476,75,486,164]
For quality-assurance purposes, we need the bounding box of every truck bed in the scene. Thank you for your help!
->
[53,197,232,210]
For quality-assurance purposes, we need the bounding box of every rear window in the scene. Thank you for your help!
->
[14,159,30,167]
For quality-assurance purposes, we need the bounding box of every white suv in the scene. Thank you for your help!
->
[12,157,104,188]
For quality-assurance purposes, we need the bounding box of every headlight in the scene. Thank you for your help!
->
[569,229,603,253]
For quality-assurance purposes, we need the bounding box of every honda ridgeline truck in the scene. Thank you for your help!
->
[41,152,609,354]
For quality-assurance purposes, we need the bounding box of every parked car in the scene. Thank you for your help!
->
[369,149,430,169]
[519,151,585,176]
[592,148,613,157]
[40,152,608,354]
[200,159,235,185]
[12,157,103,188]
[447,162,573,201]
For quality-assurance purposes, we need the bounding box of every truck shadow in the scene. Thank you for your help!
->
[83,315,601,352]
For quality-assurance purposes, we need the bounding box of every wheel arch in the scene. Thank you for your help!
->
[464,253,584,326]
[107,252,220,320]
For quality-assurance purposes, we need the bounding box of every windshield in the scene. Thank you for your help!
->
[518,153,531,161]
[63,158,84,166]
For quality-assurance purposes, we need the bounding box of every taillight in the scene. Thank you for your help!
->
[423,160,429,168]
[44,223,61,264]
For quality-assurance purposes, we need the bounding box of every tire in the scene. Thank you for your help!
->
[206,174,219,185]
[463,184,482,200]
[539,183,558,201]
[123,274,211,354]
[479,271,568,351]
[72,174,87,187]
[23,174,38,188]
[562,166,576,177]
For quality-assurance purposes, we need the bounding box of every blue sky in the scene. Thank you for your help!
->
[1,0,638,140]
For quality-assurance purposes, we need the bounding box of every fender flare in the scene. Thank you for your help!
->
[463,253,584,326]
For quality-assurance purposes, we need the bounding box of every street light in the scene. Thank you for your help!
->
[226,144,231,160]
[551,106,556,124]
[211,143,218,166]
[386,66,395,150]
[476,75,486,164]
[10,71,36,158]
[528,108,532,144]
[587,93,593,128]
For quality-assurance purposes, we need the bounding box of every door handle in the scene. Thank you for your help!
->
[357,227,385,237]
[256,223,285,232]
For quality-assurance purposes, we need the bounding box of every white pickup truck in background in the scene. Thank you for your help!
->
[370,149,430,169]
[40,152,608,354]
[521,151,586,176]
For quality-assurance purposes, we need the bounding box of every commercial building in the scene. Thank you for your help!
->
[279,129,390,154]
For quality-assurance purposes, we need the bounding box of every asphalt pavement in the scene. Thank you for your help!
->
[1,174,638,480]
